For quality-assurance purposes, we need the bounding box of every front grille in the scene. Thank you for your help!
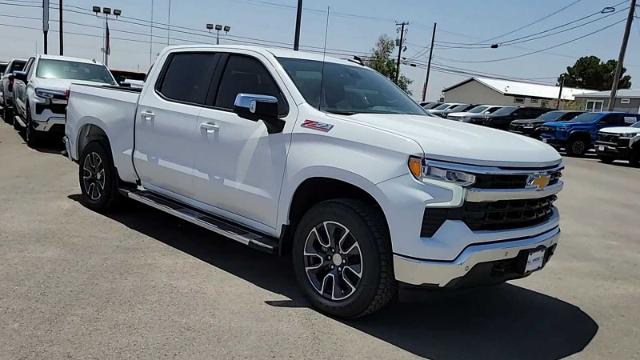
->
[473,172,561,189]
[597,133,630,147]
[421,195,557,237]
[35,103,67,115]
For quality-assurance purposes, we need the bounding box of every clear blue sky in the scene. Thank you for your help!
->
[1,0,638,101]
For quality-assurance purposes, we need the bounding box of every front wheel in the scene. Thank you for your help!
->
[2,105,12,124]
[79,141,121,212]
[292,199,396,318]
[567,138,588,157]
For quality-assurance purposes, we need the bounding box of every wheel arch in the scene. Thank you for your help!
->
[279,170,391,254]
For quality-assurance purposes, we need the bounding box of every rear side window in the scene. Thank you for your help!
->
[214,55,288,116]
[157,52,218,105]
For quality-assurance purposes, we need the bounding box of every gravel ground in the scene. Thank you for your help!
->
[0,119,638,359]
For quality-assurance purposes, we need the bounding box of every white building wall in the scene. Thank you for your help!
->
[443,79,555,107]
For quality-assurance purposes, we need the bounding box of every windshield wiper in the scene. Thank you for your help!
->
[325,110,358,115]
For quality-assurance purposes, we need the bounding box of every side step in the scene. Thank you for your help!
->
[120,188,279,254]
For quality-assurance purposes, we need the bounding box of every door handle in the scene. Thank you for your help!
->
[140,110,155,121]
[200,122,220,133]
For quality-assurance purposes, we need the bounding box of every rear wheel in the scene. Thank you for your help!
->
[24,103,41,147]
[567,138,588,157]
[78,141,121,212]
[2,105,12,124]
[292,199,396,318]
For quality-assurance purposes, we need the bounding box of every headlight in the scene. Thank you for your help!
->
[408,156,476,187]
[557,126,568,131]
[619,133,638,139]
[35,88,65,99]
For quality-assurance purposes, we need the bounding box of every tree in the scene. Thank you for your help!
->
[366,35,413,94]
[558,56,631,90]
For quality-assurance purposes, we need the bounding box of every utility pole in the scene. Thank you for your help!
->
[167,0,171,45]
[43,0,49,54]
[395,22,408,83]
[608,0,636,111]
[556,74,565,109]
[149,0,154,65]
[58,0,63,55]
[293,0,302,50]
[422,22,436,102]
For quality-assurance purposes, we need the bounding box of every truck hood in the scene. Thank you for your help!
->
[32,78,113,92]
[512,118,545,125]
[600,126,640,135]
[447,111,474,118]
[338,113,561,167]
[543,121,593,130]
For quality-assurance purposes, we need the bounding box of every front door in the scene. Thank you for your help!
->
[193,53,295,230]
[134,51,219,199]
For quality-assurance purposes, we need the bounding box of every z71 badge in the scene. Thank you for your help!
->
[301,119,334,132]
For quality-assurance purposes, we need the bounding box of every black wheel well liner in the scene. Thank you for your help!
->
[281,177,388,254]
[568,131,591,142]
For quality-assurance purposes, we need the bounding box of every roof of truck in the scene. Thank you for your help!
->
[38,54,105,65]
[163,45,362,67]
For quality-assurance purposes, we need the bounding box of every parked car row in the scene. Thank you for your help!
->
[421,101,640,165]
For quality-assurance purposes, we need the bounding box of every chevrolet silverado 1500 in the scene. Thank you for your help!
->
[64,45,564,318]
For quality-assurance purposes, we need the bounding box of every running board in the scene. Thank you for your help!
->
[14,115,26,128]
[119,188,279,254]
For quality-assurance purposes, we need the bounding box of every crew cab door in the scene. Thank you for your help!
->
[133,52,219,199]
[13,57,34,118]
[193,52,295,230]
[594,114,626,139]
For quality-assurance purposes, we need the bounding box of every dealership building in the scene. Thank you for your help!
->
[442,77,595,108]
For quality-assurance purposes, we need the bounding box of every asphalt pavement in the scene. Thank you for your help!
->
[0,119,638,359]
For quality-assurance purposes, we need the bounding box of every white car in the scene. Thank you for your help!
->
[0,58,27,122]
[595,120,640,166]
[447,105,502,121]
[427,102,464,117]
[64,45,563,318]
[12,54,116,146]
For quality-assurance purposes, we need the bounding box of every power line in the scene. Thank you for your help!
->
[478,0,584,43]
[435,18,627,63]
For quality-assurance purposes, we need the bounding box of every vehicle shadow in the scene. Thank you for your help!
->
[68,195,598,360]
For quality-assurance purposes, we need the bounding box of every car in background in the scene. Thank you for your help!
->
[479,106,551,130]
[509,110,584,138]
[539,112,640,156]
[427,103,465,117]
[422,102,443,110]
[1,59,27,122]
[447,105,502,122]
[595,120,640,166]
[12,54,116,146]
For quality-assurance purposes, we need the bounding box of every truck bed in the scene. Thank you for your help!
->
[65,83,141,183]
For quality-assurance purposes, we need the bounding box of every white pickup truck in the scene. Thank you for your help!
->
[64,45,564,318]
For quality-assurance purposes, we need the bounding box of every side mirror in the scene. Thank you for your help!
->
[233,93,284,133]
[13,71,27,82]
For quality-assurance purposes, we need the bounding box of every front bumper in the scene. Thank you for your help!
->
[595,140,631,158]
[394,226,560,287]
[32,116,65,134]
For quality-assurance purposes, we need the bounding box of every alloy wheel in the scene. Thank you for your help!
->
[82,152,106,201]
[572,141,585,155]
[303,221,363,301]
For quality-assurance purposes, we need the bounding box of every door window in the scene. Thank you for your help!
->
[214,55,288,116]
[585,100,603,112]
[599,114,623,126]
[156,52,219,105]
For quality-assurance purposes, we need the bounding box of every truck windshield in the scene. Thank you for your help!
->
[492,106,517,116]
[277,57,426,116]
[36,59,116,85]
[468,105,488,113]
[537,111,566,121]
[569,112,602,123]
[632,122,640,128]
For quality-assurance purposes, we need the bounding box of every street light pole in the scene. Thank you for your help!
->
[59,0,63,55]
[293,0,302,50]
[43,0,49,54]
[607,0,636,111]
[395,22,408,83]
[422,22,436,102]
[556,74,565,110]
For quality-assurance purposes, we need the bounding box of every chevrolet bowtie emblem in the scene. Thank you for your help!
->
[528,174,551,191]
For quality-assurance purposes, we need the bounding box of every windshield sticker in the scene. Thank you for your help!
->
[301,120,334,132]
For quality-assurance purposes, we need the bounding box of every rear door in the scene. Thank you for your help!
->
[193,52,295,230]
[133,51,219,199]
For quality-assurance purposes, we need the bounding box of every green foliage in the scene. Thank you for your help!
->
[559,56,632,91]
[366,35,413,94]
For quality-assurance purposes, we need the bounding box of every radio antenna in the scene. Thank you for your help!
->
[318,6,330,111]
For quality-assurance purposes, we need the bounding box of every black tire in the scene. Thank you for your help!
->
[629,148,639,167]
[24,103,41,147]
[2,105,12,124]
[292,199,396,319]
[78,141,121,212]
[567,138,588,157]
[598,156,614,164]
[12,110,21,131]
